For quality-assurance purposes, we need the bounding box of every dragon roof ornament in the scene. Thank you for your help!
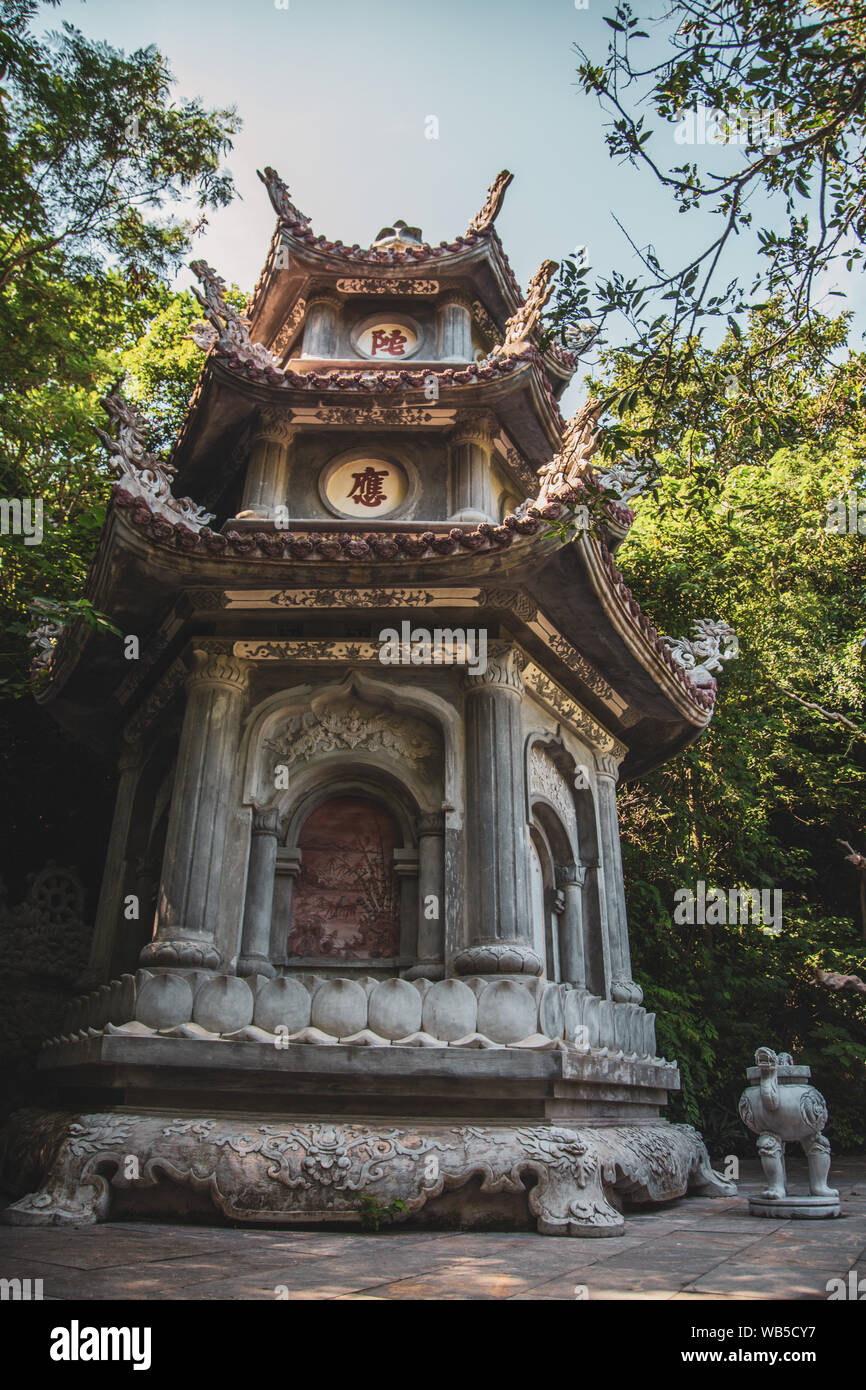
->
[498,258,559,351]
[95,389,215,531]
[467,170,514,236]
[595,456,659,505]
[256,166,311,229]
[536,398,603,504]
[189,259,286,381]
[663,620,739,687]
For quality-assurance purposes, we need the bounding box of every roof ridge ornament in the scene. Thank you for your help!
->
[372,220,425,249]
[95,388,215,532]
[256,166,310,228]
[498,258,558,351]
[535,397,602,503]
[663,621,739,687]
[467,170,514,235]
[189,259,285,380]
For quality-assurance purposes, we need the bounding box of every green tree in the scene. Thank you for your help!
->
[0,1,239,891]
[548,0,866,462]
[592,306,866,1146]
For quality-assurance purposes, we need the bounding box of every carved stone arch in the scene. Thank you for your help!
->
[524,730,579,860]
[524,730,605,994]
[240,670,460,817]
[280,763,419,849]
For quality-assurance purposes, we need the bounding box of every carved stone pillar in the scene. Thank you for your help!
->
[394,849,420,960]
[89,734,145,979]
[437,292,473,362]
[270,849,301,965]
[411,811,445,976]
[140,650,248,970]
[595,752,643,1003]
[555,862,588,988]
[448,415,498,524]
[239,412,294,520]
[237,806,281,978]
[301,292,341,358]
[454,646,541,976]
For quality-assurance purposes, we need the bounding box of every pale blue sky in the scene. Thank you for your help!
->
[39,0,864,400]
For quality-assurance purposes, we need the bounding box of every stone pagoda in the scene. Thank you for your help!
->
[3,169,734,1235]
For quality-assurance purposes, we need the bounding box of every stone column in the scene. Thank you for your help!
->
[555,862,588,988]
[454,646,541,976]
[270,849,301,965]
[140,649,248,970]
[408,811,445,977]
[301,291,341,358]
[239,412,294,520]
[89,735,145,979]
[447,416,498,525]
[595,752,643,1003]
[437,292,473,362]
[237,806,281,978]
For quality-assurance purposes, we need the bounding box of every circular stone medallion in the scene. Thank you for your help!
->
[322,456,408,518]
[353,317,419,360]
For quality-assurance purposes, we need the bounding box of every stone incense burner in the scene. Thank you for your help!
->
[738,1047,840,1219]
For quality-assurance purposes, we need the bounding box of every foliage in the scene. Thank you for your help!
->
[0,1,239,890]
[547,0,866,464]
[595,305,866,1147]
[356,1195,409,1232]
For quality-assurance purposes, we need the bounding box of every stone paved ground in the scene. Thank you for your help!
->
[1,1158,864,1301]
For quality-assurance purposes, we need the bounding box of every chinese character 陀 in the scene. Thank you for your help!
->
[369,328,408,357]
[348,467,389,508]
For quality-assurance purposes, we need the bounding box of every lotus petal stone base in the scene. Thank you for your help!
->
[1,1109,733,1237]
[748,1194,841,1220]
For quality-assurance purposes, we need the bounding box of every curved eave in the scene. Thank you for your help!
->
[36,492,713,777]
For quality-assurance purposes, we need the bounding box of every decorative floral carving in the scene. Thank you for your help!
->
[312,404,439,426]
[266,703,438,774]
[530,748,578,836]
[471,299,504,345]
[335,278,439,295]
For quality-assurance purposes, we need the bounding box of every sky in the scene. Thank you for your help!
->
[37,0,865,408]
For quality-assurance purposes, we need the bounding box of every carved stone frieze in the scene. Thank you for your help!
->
[335,278,439,295]
[265,703,439,775]
[521,662,625,758]
[1,1111,734,1236]
[530,747,578,836]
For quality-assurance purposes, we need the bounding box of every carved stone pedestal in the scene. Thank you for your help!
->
[0,1109,733,1238]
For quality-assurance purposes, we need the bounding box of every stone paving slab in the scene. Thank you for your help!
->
[1,1159,864,1300]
